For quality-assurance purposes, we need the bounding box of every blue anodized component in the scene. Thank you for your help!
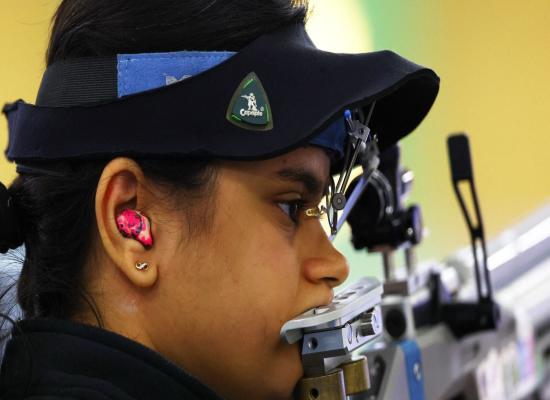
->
[399,339,425,400]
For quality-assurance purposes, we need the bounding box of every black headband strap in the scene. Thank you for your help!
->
[36,57,117,107]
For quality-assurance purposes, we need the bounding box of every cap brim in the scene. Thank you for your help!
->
[4,23,439,165]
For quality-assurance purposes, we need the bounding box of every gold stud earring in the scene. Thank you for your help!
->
[135,262,149,271]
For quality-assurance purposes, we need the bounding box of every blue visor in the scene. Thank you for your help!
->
[116,50,346,157]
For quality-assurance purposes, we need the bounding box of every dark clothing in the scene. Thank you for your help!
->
[0,319,224,400]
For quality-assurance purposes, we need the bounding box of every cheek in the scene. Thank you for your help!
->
[221,222,301,330]
[153,185,307,397]
[204,214,305,379]
[206,194,302,317]
[160,209,303,343]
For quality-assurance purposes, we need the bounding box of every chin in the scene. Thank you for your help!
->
[262,344,304,400]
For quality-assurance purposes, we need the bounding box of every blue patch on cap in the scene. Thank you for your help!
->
[116,50,346,156]
[117,51,236,97]
[310,117,347,157]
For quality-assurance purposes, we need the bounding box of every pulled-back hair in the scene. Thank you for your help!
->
[1,0,308,329]
[47,0,308,64]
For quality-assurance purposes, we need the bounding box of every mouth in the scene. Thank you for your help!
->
[292,290,335,320]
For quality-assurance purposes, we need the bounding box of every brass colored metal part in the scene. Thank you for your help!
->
[304,205,327,218]
[340,356,371,395]
[294,369,346,400]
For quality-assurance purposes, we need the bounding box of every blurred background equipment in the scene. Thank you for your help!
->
[290,133,550,399]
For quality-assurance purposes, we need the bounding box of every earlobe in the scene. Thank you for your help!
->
[126,260,159,288]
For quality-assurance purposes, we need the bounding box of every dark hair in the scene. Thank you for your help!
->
[47,0,308,64]
[1,0,309,327]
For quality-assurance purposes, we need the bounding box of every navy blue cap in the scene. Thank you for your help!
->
[76,49,346,157]
[3,23,439,169]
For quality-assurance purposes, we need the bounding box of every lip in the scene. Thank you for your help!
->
[293,290,335,319]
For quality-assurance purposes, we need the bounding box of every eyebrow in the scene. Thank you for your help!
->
[275,167,327,197]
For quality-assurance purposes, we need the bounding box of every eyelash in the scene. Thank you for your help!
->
[277,200,306,225]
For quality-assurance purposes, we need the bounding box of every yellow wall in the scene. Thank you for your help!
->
[0,1,59,183]
[362,0,550,264]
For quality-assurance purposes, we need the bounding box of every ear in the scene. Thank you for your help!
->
[95,157,158,288]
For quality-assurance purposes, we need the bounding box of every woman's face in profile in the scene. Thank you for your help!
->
[146,146,349,399]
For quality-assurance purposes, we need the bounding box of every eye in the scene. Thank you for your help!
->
[277,201,305,224]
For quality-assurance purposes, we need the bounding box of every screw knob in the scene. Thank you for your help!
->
[359,311,379,337]
[332,193,347,211]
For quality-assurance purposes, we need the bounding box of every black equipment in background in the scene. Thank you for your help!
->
[346,134,500,338]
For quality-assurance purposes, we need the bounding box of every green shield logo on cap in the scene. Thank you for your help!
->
[226,72,273,131]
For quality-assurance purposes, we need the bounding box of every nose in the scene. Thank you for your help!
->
[300,226,350,289]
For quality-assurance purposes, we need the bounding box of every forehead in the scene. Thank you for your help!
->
[266,146,331,172]
[227,146,330,175]
[221,146,332,194]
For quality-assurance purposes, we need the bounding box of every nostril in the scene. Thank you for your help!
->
[322,277,341,290]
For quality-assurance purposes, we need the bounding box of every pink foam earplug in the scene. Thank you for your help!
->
[116,209,153,249]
